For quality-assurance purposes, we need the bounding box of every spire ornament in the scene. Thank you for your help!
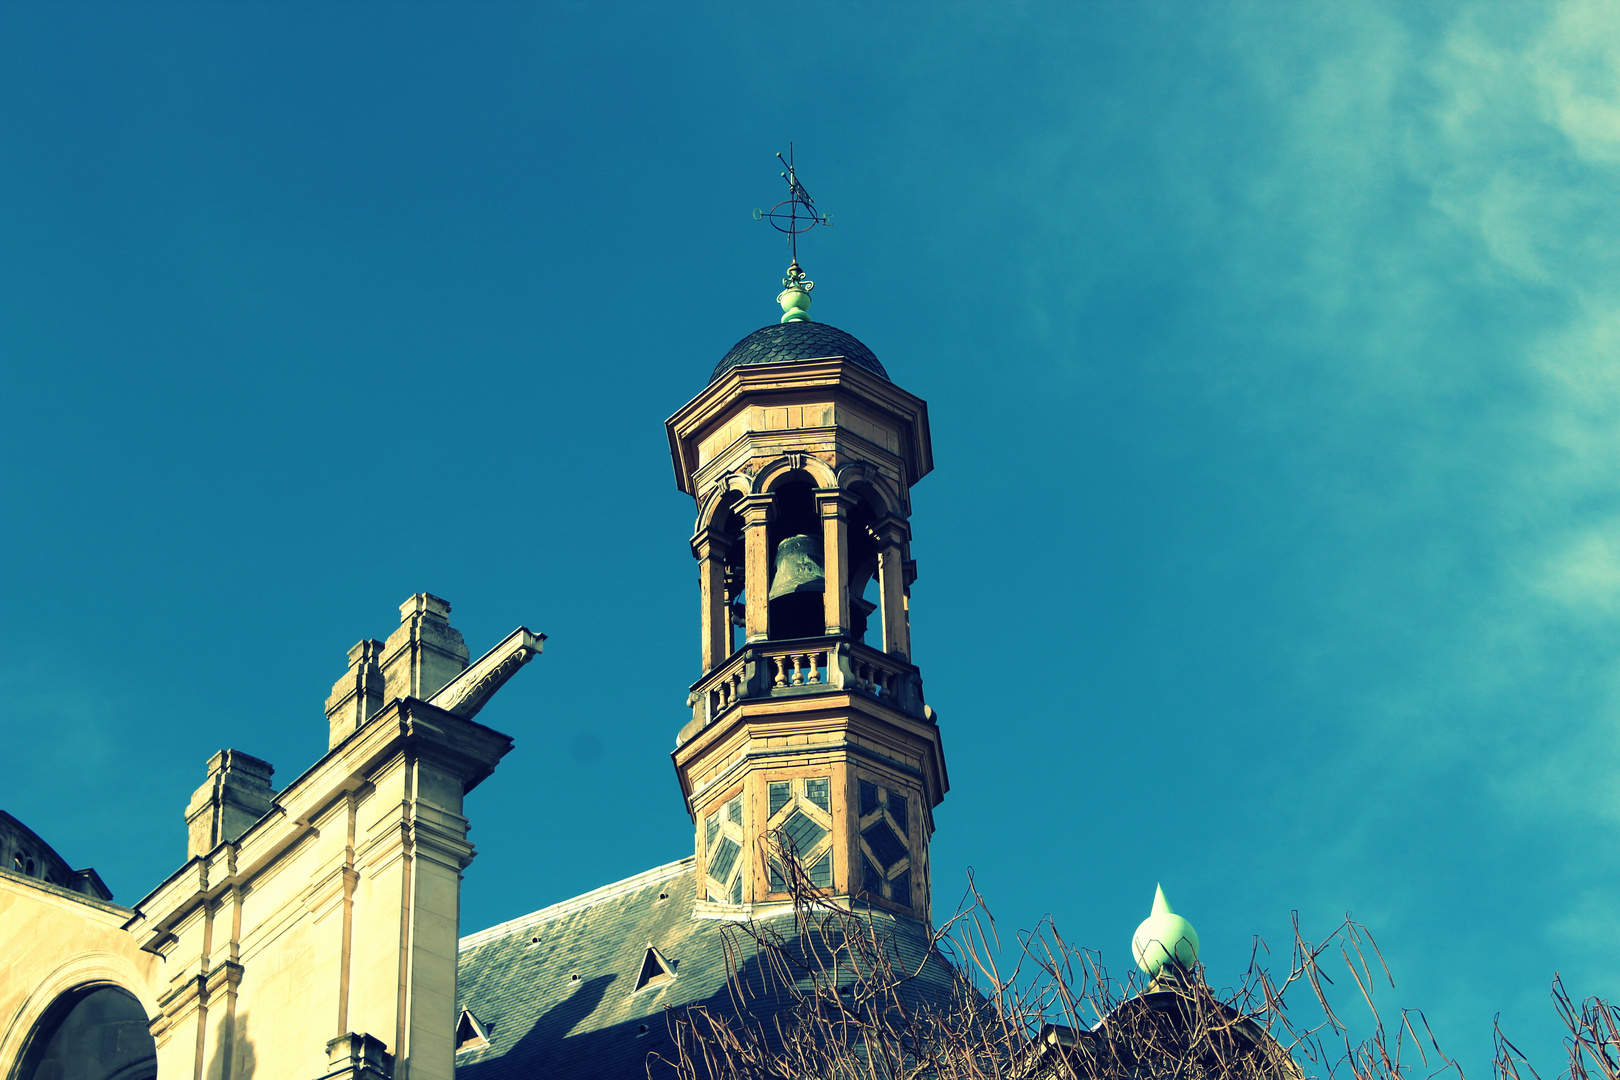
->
[753,143,832,323]
[1131,883,1200,978]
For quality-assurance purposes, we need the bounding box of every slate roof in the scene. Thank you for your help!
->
[711,322,889,384]
[455,857,954,1079]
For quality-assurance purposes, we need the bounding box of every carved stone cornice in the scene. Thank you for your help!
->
[408,809,479,873]
[813,488,861,517]
[155,960,242,1026]
[869,513,911,546]
[738,493,775,526]
[666,358,933,495]
[205,959,244,998]
[306,863,358,921]
[689,526,736,561]
[352,808,477,878]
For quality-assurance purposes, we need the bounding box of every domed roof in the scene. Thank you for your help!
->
[711,321,889,384]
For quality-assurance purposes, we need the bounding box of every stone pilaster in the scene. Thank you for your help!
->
[693,530,733,672]
[817,490,857,636]
[344,698,506,1080]
[873,515,912,659]
[740,496,774,643]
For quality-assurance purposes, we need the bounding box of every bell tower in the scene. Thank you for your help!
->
[666,280,947,920]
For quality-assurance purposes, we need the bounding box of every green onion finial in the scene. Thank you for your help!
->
[1131,883,1201,977]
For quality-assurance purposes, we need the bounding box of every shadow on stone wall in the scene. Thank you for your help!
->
[203,1009,257,1080]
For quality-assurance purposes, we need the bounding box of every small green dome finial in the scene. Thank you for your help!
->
[1131,883,1200,977]
[778,258,813,324]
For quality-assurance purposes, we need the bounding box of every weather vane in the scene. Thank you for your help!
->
[753,143,831,323]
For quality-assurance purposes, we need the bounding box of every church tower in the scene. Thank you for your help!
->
[666,270,948,920]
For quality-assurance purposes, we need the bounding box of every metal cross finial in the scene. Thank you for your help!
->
[753,144,832,319]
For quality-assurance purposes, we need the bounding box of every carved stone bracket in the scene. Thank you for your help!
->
[428,627,545,721]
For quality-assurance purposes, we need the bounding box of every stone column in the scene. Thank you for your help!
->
[739,495,774,643]
[874,515,911,659]
[692,530,731,671]
[816,490,855,637]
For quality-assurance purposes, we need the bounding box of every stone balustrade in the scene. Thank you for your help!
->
[703,654,747,717]
[686,637,926,732]
[769,647,829,687]
[848,655,899,699]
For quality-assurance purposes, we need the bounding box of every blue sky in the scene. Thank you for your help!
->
[4,1,1619,1072]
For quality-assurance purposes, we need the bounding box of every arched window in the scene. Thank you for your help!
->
[17,985,157,1080]
[766,477,823,640]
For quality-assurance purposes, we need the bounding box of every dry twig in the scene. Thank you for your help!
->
[654,838,1481,1080]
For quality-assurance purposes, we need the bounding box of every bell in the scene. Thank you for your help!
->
[767,534,826,601]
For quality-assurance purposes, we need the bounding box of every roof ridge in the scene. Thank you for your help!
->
[458,856,695,950]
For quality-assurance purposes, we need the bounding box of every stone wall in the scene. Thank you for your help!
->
[0,596,538,1080]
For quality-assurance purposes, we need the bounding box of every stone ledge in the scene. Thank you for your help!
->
[0,866,132,918]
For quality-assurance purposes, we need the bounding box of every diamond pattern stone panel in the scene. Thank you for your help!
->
[781,810,828,855]
[862,818,907,870]
[708,836,741,882]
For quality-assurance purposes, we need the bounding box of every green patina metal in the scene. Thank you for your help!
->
[1131,882,1201,976]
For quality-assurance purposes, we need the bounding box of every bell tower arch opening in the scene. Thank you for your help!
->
[701,489,747,656]
[843,493,881,645]
[755,471,888,646]
[14,984,157,1080]
[765,475,823,641]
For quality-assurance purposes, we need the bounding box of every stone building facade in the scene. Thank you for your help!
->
[1,600,543,1080]
[0,309,948,1080]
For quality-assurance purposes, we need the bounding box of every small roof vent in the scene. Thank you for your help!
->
[455,1008,490,1052]
[632,945,677,993]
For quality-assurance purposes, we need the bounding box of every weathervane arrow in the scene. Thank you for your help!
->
[753,143,831,323]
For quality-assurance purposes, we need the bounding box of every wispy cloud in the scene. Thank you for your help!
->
[993,0,1620,1040]
[1223,0,1620,798]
